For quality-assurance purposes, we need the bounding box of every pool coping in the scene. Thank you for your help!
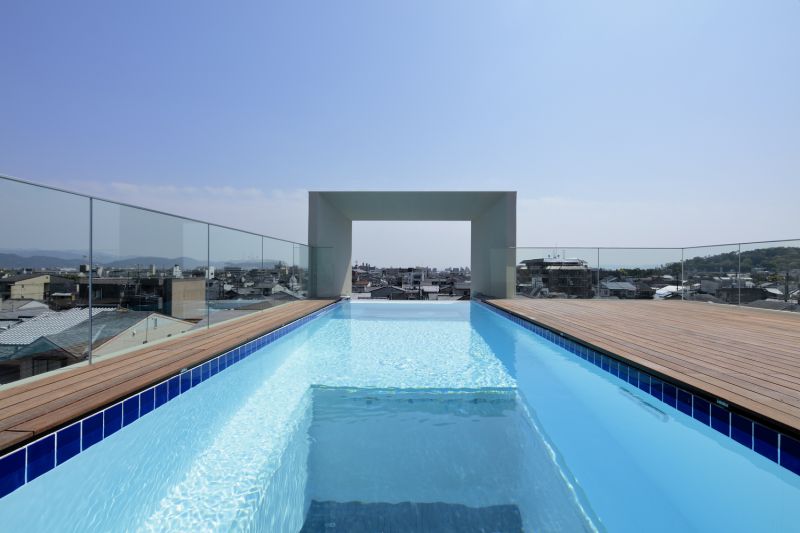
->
[478,299,800,478]
[0,299,343,499]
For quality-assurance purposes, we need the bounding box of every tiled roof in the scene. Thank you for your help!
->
[11,310,150,359]
[0,308,110,345]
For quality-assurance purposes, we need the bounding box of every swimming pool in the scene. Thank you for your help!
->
[0,301,798,531]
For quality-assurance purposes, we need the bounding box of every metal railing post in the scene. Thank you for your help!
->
[681,248,685,301]
[738,243,742,306]
[207,224,211,329]
[88,197,93,364]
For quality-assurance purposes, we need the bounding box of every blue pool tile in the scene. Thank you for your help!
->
[168,376,180,400]
[219,354,227,371]
[616,363,628,382]
[210,358,218,376]
[0,449,26,498]
[692,397,710,426]
[677,389,692,416]
[637,372,650,394]
[731,413,753,449]
[140,388,155,416]
[626,367,638,387]
[27,434,55,482]
[662,383,677,409]
[710,404,730,436]
[649,378,663,402]
[781,434,800,475]
[104,404,123,438]
[156,381,169,407]
[226,352,234,366]
[82,412,104,450]
[600,356,609,371]
[754,424,779,462]
[191,367,202,387]
[181,371,192,393]
[56,422,81,465]
[122,396,139,427]
[202,362,211,381]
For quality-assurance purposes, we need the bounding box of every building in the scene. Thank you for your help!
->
[163,278,206,320]
[520,258,593,298]
[0,274,75,301]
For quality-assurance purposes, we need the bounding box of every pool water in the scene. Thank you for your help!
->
[0,301,798,532]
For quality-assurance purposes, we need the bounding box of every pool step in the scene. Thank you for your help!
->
[300,500,523,533]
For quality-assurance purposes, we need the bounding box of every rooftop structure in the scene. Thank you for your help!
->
[308,191,516,298]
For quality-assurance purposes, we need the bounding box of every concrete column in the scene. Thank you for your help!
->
[308,192,352,297]
[471,193,516,298]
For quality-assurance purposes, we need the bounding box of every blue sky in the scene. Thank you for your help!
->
[1,1,798,266]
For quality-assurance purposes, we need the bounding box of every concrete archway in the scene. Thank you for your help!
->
[308,191,516,298]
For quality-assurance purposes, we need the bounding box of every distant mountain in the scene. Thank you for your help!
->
[0,248,86,260]
[681,246,800,274]
[102,256,207,269]
[0,250,297,271]
[0,253,83,269]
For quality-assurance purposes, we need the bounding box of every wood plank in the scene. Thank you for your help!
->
[0,299,335,453]
[0,430,32,451]
[488,299,800,433]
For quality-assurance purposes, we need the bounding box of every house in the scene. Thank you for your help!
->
[368,286,412,300]
[352,279,372,293]
[0,308,192,383]
[0,299,50,331]
[421,285,439,300]
[716,287,768,304]
[634,282,656,299]
[600,281,637,299]
[453,282,471,298]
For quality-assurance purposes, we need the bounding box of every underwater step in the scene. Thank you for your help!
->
[299,500,523,533]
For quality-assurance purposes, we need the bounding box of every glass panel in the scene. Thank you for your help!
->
[294,244,310,297]
[208,225,265,325]
[0,177,90,383]
[262,236,302,301]
[598,248,683,300]
[682,244,741,304]
[514,247,598,298]
[738,240,800,310]
[90,200,207,359]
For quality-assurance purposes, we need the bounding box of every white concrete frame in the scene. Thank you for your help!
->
[308,191,516,298]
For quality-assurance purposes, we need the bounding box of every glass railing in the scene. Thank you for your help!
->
[509,241,800,308]
[0,175,312,385]
[598,248,683,300]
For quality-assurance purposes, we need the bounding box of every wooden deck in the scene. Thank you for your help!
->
[488,298,800,434]
[0,299,335,454]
